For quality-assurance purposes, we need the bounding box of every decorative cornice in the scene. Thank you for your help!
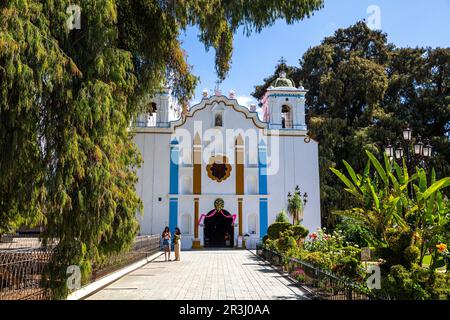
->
[173,95,268,130]
[133,95,316,142]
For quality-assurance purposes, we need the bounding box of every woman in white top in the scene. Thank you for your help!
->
[174,227,181,261]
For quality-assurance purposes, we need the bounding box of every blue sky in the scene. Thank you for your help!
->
[180,0,450,107]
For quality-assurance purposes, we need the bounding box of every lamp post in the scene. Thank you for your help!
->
[384,125,433,196]
[385,126,433,170]
[287,186,308,224]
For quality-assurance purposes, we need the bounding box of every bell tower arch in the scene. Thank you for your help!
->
[261,68,308,131]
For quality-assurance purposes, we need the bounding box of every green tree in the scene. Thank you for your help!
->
[252,22,450,227]
[1,0,324,298]
[275,210,290,223]
[287,190,304,225]
[383,47,450,178]
[331,150,449,268]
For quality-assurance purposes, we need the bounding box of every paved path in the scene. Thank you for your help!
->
[87,250,308,300]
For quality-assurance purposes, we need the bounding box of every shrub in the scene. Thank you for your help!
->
[304,251,333,270]
[404,246,420,268]
[377,264,449,300]
[262,235,269,244]
[335,217,371,247]
[277,229,297,254]
[275,211,290,223]
[264,238,278,251]
[267,222,291,240]
[380,265,430,300]
[377,228,418,269]
[340,245,361,260]
[291,225,309,240]
[304,228,346,253]
[332,256,364,280]
[432,272,450,300]
[290,268,306,283]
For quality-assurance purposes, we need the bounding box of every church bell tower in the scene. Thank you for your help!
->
[261,62,308,131]
[134,86,176,127]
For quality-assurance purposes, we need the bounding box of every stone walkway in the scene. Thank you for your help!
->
[87,250,308,300]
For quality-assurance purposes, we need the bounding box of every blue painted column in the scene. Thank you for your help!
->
[259,199,268,237]
[169,198,178,238]
[258,140,268,195]
[169,139,179,237]
[258,140,268,237]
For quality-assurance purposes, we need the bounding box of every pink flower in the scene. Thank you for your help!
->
[309,232,318,240]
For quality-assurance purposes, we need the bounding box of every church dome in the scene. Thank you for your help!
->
[271,71,295,88]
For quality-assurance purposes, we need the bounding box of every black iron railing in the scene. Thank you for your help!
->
[0,248,53,300]
[0,235,161,300]
[256,244,374,300]
[91,235,161,281]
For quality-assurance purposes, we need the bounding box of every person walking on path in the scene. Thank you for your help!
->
[174,227,181,261]
[162,226,171,261]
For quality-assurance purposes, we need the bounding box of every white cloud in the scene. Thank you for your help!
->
[236,95,257,108]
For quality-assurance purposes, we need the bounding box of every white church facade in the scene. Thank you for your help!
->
[133,72,321,249]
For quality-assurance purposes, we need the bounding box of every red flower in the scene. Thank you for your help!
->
[309,232,318,240]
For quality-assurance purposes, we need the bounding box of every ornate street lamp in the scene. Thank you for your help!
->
[384,124,433,177]
[422,140,432,158]
[403,126,412,142]
[413,136,423,156]
[395,143,404,160]
[385,140,394,158]
[287,186,308,224]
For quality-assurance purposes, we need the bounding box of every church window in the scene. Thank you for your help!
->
[281,105,293,129]
[214,113,223,127]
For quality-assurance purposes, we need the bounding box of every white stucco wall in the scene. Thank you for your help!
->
[133,95,321,248]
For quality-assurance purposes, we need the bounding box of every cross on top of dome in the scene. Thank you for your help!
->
[278,56,287,67]
[271,57,296,88]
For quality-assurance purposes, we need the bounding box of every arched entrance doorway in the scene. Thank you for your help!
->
[204,209,234,248]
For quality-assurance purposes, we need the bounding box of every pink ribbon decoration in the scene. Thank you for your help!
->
[198,210,237,226]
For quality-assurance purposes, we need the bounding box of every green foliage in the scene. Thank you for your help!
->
[267,222,291,240]
[287,190,304,224]
[252,22,450,228]
[0,0,324,298]
[304,228,346,253]
[276,229,297,254]
[290,267,306,283]
[382,265,450,300]
[332,256,364,280]
[304,251,333,270]
[380,265,431,300]
[291,224,309,239]
[375,228,418,269]
[275,210,290,223]
[264,238,277,251]
[335,217,371,247]
[331,151,449,268]
[432,272,450,299]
